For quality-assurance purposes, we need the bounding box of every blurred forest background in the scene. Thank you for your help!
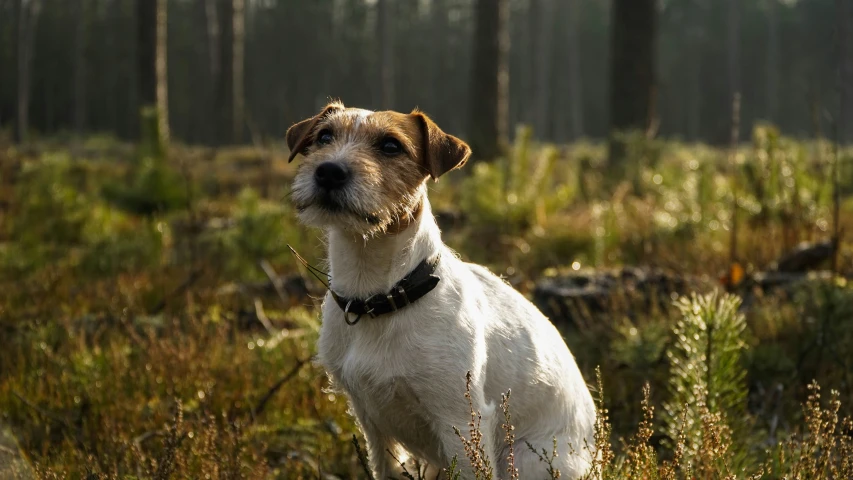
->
[1,0,852,151]
[3,0,853,478]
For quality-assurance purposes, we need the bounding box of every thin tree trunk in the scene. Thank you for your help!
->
[766,0,779,124]
[566,0,584,140]
[203,0,219,144]
[16,0,41,144]
[727,0,741,141]
[468,0,510,160]
[73,0,87,136]
[532,0,553,139]
[377,0,394,109]
[106,0,121,137]
[232,0,245,142]
[609,0,657,162]
[137,0,156,126]
[524,0,537,126]
[205,0,220,80]
[215,0,234,145]
[429,0,447,120]
[11,0,21,140]
[686,0,704,140]
[156,0,169,143]
[838,0,853,143]
[497,0,510,150]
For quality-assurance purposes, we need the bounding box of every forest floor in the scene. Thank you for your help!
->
[1,126,853,478]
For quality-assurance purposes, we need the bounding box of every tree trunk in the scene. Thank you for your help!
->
[428,0,448,121]
[532,0,553,139]
[377,0,394,110]
[469,0,510,161]
[566,0,584,140]
[10,0,21,138]
[16,0,41,144]
[686,0,704,141]
[107,0,125,138]
[523,0,537,126]
[838,0,853,143]
[232,0,245,142]
[608,0,657,162]
[727,0,741,141]
[156,0,169,143]
[215,0,234,145]
[202,0,219,144]
[137,0,156,130]
[205,0,220,80]
[766,0,779,125]
[73,0,87,136]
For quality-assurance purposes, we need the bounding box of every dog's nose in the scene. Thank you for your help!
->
[314,162,350,190]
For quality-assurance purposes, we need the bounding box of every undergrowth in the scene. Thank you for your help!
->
[1,131,852,477]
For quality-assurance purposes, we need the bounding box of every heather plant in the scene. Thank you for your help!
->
[763,382,853,479]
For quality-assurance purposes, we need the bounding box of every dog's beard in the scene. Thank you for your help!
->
[291,179,421,237]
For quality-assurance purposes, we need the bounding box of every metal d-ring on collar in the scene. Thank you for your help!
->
[343,299,375,326]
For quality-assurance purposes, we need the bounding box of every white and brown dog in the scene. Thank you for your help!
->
[286,101,595,479]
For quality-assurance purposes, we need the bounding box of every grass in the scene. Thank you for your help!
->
[0,126,852,478]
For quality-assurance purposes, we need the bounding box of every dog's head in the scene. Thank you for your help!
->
[286,101,471,235]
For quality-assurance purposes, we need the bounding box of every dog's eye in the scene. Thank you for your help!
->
[316,129,334,146]
[379,137,403,156]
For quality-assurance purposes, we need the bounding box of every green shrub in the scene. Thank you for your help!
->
[1,154,95,275]
[101,156,188,216]
[217,187,303,281]
[77,215,165,276]
[662,291,749,471]
[459,125,578,235]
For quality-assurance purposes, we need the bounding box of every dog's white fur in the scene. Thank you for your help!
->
[291,107,596,479]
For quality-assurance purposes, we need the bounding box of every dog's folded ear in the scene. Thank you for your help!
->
[410,111,472,181]
[286,102,345,162]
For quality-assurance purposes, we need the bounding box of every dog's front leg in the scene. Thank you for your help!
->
[431,394,500,479]
[351,403,399,479]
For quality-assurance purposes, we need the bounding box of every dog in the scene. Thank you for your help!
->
[286,101,596,479]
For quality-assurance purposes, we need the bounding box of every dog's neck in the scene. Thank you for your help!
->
[326,195,443,299]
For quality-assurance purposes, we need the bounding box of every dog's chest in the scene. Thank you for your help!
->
[324,317,422,406]
[319,312,442,454]
[351,373,435,436]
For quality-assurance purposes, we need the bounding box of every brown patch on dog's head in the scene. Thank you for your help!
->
[287,102,470,235]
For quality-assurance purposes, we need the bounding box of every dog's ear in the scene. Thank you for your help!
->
[410,110,472,181]
[286,102,345,162]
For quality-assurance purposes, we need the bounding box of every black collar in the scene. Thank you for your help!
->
[330,254,441,325]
